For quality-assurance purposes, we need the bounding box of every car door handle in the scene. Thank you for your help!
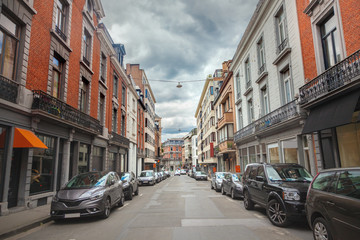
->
[326,201,335,206]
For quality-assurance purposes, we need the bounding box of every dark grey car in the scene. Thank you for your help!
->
[120,171,139,200]
[221,173,243,199]
[51,171,124,221]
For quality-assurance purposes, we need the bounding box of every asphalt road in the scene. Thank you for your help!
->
[7,175,312,240]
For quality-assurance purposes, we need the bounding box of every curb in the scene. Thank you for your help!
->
[0,217,52,240]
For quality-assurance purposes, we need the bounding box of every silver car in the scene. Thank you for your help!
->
[51,171,124,221]
[138,170,156,186]
[211,172,227,192]
[195,171,208,181]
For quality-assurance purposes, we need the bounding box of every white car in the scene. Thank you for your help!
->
[180,169,187,175]
[174,170,181,176]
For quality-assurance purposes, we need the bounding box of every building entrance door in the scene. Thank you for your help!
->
[7,149,22,208]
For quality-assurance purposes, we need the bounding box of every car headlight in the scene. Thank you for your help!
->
[52,195,59,202]
[90,192,104,201]
[283,191,300,201]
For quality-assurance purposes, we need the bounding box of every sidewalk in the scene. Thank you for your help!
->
[0,204,52,240]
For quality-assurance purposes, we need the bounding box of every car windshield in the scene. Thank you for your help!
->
[65,172,108,189]
[140,171,153,177]
[120,173,130,181]
[266,166,312,182]
[197,171,206,175]
[216,173,225,179]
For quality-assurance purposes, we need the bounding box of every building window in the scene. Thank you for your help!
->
[245,58,251,89]
[112,108,117,132]
[237,107,243,130]
[235,72,241,100]
[92,146,103,171]
[275,6,287,53]
[261,86,269,116]
[113,74,118,98]
[257,37,266,74]
[82,29,91,65]
[78,143,90,174]
[55,0,67,41]
[100,53,106,83]
[0,13,19,80]
[320,12,341,69]
[80,78,89,113]
[87,0,92,13]
[122,85,126,106]
[281,67,292,104]
[247,99,254,123]
[31,134,56,195]
[121,114,125,136]
[99,93,105,125]
[51,53,64,99]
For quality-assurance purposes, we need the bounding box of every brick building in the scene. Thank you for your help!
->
[162,138,184,171]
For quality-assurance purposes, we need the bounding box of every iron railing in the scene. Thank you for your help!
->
[277,38,288,54]
[55,25,67,42]
[32,90,102,133]
[258,64,266,75]
[234,100,298,142]
[0,75,18,103]
[111,132,129,146]
[299,49,360,105]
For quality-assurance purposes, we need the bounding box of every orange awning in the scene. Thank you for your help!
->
[13,128,48,149]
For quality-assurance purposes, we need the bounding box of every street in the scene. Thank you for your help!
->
[7,176,312,240]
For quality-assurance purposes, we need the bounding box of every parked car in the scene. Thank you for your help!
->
[221,173,243,199]
[51,171,124,221]
[154,172,160,183]
[195,171,207,181]
[138,170,156,186]
[174,169,181,176]
[211,172,227,192]
[306,167,360,240]
[242,163,313,227]
[188,170,192,177]
[120,171,139,200]
[164,171,170,178]
[180,169,187,175]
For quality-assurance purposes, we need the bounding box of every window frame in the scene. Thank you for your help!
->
[51,53,64,99]
[82,28,91,65]
[80,78,89,113]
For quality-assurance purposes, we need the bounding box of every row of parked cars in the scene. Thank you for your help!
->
[50,169,171,222]
[209,163,360,240]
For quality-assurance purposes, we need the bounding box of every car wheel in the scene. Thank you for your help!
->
[101,197,111,219]
[127,187,133,200]
[221,186,226,195]
[211,182,214,189]
[231,189,235,199]
[313,217,333,240]
[266,199,290,227]
[134,186,139,196]
[243,190,254,210]
[118,192,125,207]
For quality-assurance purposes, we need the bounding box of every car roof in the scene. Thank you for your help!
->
[318,167,360,173]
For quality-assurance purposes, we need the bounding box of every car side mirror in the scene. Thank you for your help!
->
[110,179,116,185]
[256,176,265,182]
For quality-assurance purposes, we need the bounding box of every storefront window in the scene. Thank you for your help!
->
[268,143,280,163]
[0,126,9,200]
[241,148,248,172]
[337,123,360,167]
[31,135,56,195]
[108,152,115,171]
[281,138,298,164]
[78,143,90,173]
[249,146,256,163]
[92,146,103,171]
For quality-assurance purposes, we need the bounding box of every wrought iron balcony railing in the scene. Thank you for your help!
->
[32,90,102,134]
[299,49,360,105]
[0,75,18,103]
[277,38,288,54]
[55,25,67,42]
[258,64,266,75]
[234,100,298,142]
[111,132,129,146]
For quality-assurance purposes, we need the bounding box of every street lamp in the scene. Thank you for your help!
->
[176,82,182,88]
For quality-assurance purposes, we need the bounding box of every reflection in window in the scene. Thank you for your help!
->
[78,143,89,174]
[336,123,360,167]
[31,134,55,195]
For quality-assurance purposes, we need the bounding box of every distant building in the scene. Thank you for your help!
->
[162,138,184,171]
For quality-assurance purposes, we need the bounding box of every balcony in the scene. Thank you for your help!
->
[55,25,67,42]
[234,100,298,143]
[217,139,235,154]
[299,49,360,106]
[277,38,288,55]
[111,132,129,148]
[31,90,102,134]
[217,111,233,129]
[0,75,18,103]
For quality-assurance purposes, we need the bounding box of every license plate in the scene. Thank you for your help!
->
[64,213,80,218]
[143,181,148,183]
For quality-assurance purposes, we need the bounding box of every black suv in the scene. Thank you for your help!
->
[242,163,313,227]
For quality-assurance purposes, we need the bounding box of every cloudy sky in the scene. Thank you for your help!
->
[101,0,258,141]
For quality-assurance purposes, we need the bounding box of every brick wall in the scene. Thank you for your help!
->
[339,0,360,55]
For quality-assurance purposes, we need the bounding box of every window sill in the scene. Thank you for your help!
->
[243,86,253,96]
[80,60,94,75]
[50,30,72,53]
[273,47,291,65]
[99,79,108,90]
[255,71,268,84]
